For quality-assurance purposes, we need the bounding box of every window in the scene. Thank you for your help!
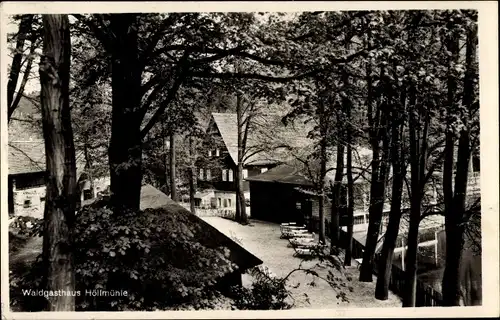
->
[228,169,234,182]
[40,196,46,202]
[261,167,268,173]
[23,199,31,208]
[223,199,228,208]
[228,199,232,207]
[208,150,212,157]
[296,202,302,209]
[243,169,248,179]
[199,168,204,180]
[216,148,220,156]
[222,169,228,181]
[206,169,211,180]
[218,198,222,207]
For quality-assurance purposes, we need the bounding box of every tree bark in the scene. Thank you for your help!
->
[376,105,406,300]
[8,14,34,121]
[235,89,249,224]
[317,81,328,244]
[39,14,76,311]
[108,14,143,212]
[330,141,345,255]
[344,139,354,266]
[359,125,390,282]
[170,133,177,201]
[442,21,477,306]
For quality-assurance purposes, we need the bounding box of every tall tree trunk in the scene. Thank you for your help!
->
[108,14,143,212]
[170,133,177,201]
[8,14,34,121]
[376,107,405,300]
[317,82,328,244]
[330,141,345,254]
[83,138,95,198]
[442,22,477,306]
[359,108,390,282]
[235,90,249,224]
[344,139,354,266]
[39,14,76,311]
[403,93,429,307]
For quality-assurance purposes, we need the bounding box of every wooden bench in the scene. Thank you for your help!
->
[281,229,308,239]
[289,237,315,248]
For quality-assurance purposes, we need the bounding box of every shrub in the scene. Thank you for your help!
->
[10,197,240,311]
[72,197,238,311]
[228,266,292,310]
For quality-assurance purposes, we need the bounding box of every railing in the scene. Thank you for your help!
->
[339,230,443,307]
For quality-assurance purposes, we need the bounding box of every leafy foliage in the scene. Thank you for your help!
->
[229,266,292,310]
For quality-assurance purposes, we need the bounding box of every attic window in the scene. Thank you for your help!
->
[228,169,234,182]
[216,148,220,156]
[208,150,212,157]
[222,169,228,181]
[23,199,32,208]
[261,168,268,173]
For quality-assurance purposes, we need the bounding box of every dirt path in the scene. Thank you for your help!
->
[202,217,402,309]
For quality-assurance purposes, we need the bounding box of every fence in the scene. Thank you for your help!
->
[339,230,443,307]
[178,203,237,219]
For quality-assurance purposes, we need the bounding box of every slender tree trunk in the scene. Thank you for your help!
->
[170,133,177,201]
[442,22,477,306]
[376,107,405,300]
[317,84,328,244]
[108,14,143,212]
[403,95,429,307]
[8,14,34,120]
[83,138,95,199]
[330,141,345,254]
[39,14,76,311]
[235,90,249,224]
[344,140,354,266]
[359,117,390,282]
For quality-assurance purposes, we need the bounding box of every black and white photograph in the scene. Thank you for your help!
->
[1,1,498,318]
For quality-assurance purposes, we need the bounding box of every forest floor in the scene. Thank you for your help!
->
[202,217,402,309]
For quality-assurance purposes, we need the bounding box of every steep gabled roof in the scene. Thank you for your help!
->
[210,112,313,166]
[8,141,46,175]
[246,145,373,186]
[8,140,86,176]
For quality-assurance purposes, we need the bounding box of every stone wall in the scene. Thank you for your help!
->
[12,176,111,219]
[13,186,46,219]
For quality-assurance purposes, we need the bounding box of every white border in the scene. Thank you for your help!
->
[1,1,498,319]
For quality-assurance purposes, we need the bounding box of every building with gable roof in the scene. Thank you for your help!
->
[7,96,109,218]
[192,111,312,212]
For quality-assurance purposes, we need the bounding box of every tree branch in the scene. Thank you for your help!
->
[139,53,189,138]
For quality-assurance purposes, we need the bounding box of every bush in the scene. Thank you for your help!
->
[10,197,239,311]
[228,266,292,310]
[72,197,239,311]
[9,197,295,311]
